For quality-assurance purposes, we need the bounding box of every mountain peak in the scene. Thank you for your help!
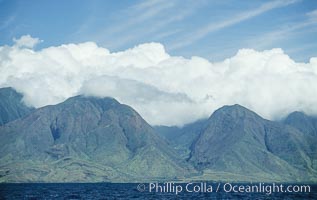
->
[285,111,308,120]
[0,87,21,97]
[61,95,122,112]
[284,111,316,136]
[220,104,247,111]
[210,104,261,121]
[66,95,119,103]
[0,87,34,125]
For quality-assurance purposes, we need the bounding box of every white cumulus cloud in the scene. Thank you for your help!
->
[13,35,42,48]
[0,35,317,126]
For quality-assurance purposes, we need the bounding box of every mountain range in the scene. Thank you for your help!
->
[0,87,316,183]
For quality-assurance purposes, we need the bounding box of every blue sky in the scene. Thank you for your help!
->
[0,0,316,61]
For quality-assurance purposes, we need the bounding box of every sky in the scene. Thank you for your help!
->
[0,0,317,126]
[1,0,316,61]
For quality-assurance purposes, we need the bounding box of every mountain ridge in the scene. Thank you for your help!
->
[0,87,316,182]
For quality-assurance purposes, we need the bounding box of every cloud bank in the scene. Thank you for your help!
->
[0,35,317,126]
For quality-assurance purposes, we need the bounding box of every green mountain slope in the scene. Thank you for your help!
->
[284,111,317,170]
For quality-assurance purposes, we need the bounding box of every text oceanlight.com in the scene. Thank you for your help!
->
[137,182,311,195]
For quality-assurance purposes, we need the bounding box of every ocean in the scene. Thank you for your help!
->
[0,183,316,199]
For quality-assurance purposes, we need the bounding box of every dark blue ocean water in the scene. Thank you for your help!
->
[0,183,316,199]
